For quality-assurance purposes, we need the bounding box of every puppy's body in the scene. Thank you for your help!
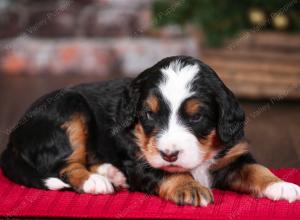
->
[1,56,300,206]
[1,79,164,194]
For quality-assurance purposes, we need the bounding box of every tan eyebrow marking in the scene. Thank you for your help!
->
[185,98,202,116]
[146,95,159,113]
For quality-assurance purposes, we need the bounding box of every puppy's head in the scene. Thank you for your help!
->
[119,56,245,172]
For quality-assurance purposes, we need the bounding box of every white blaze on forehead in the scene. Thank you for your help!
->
[153,60,202,169]
[159,60,200,111]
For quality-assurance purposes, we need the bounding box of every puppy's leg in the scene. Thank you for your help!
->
[213,151,300,202]
[90,163,128,189]
[59,113,114,194]
[158,173,214,207]
[212,143,300,202]
[59,146,114,195]
[229,163,300,202]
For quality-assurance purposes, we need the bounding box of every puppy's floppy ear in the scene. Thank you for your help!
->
[202,64,245,147]
[115,79,142,131]
[215,84,245,147]
[115,70,152,132]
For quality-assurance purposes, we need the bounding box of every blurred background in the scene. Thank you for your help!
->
[0,0,299,167]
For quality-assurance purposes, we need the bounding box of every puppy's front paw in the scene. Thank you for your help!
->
[172,184,214,207]
[160,179,214,207]
[83,174,114,194]
[97,163,128,188]
[263,181,300,202]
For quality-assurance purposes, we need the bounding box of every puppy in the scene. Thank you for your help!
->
[1,56,299,206]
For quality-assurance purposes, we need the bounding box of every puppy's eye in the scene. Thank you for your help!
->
[189,113,202,123]
[145,110,154,120]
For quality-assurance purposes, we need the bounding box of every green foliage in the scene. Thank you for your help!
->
[152,0,300,47]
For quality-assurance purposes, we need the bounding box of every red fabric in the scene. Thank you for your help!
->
[0,169,300,219]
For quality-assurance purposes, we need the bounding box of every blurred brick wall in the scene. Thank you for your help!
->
[0,0,199,76]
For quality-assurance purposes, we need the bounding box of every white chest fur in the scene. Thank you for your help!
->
[191,160,214,188]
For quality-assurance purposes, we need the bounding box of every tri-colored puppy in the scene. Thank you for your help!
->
[1,56,299,206]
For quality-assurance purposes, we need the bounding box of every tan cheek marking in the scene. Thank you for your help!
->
[211,141,249,170]
[61,113,88,150]
[230,164,280,197]
[199,130,221,161]
[134,123,159,159]
[134,123,148,150]
[146,95,159,113]
[185,99,202,116]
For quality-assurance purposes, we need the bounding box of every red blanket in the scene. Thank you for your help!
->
[0,169,300,219]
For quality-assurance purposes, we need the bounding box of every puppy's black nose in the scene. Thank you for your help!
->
[159,150,179,162]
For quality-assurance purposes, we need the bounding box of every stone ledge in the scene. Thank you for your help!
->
[0,0,153,39]
[0,37,199,76]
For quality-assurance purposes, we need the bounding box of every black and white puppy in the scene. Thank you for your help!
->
[1,56,299,206]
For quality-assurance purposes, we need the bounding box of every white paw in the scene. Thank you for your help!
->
[82,174,114,194]
[263,181,300,203]
[109,170,128,188]
[97,163,128,188]
[44,177,70,190]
